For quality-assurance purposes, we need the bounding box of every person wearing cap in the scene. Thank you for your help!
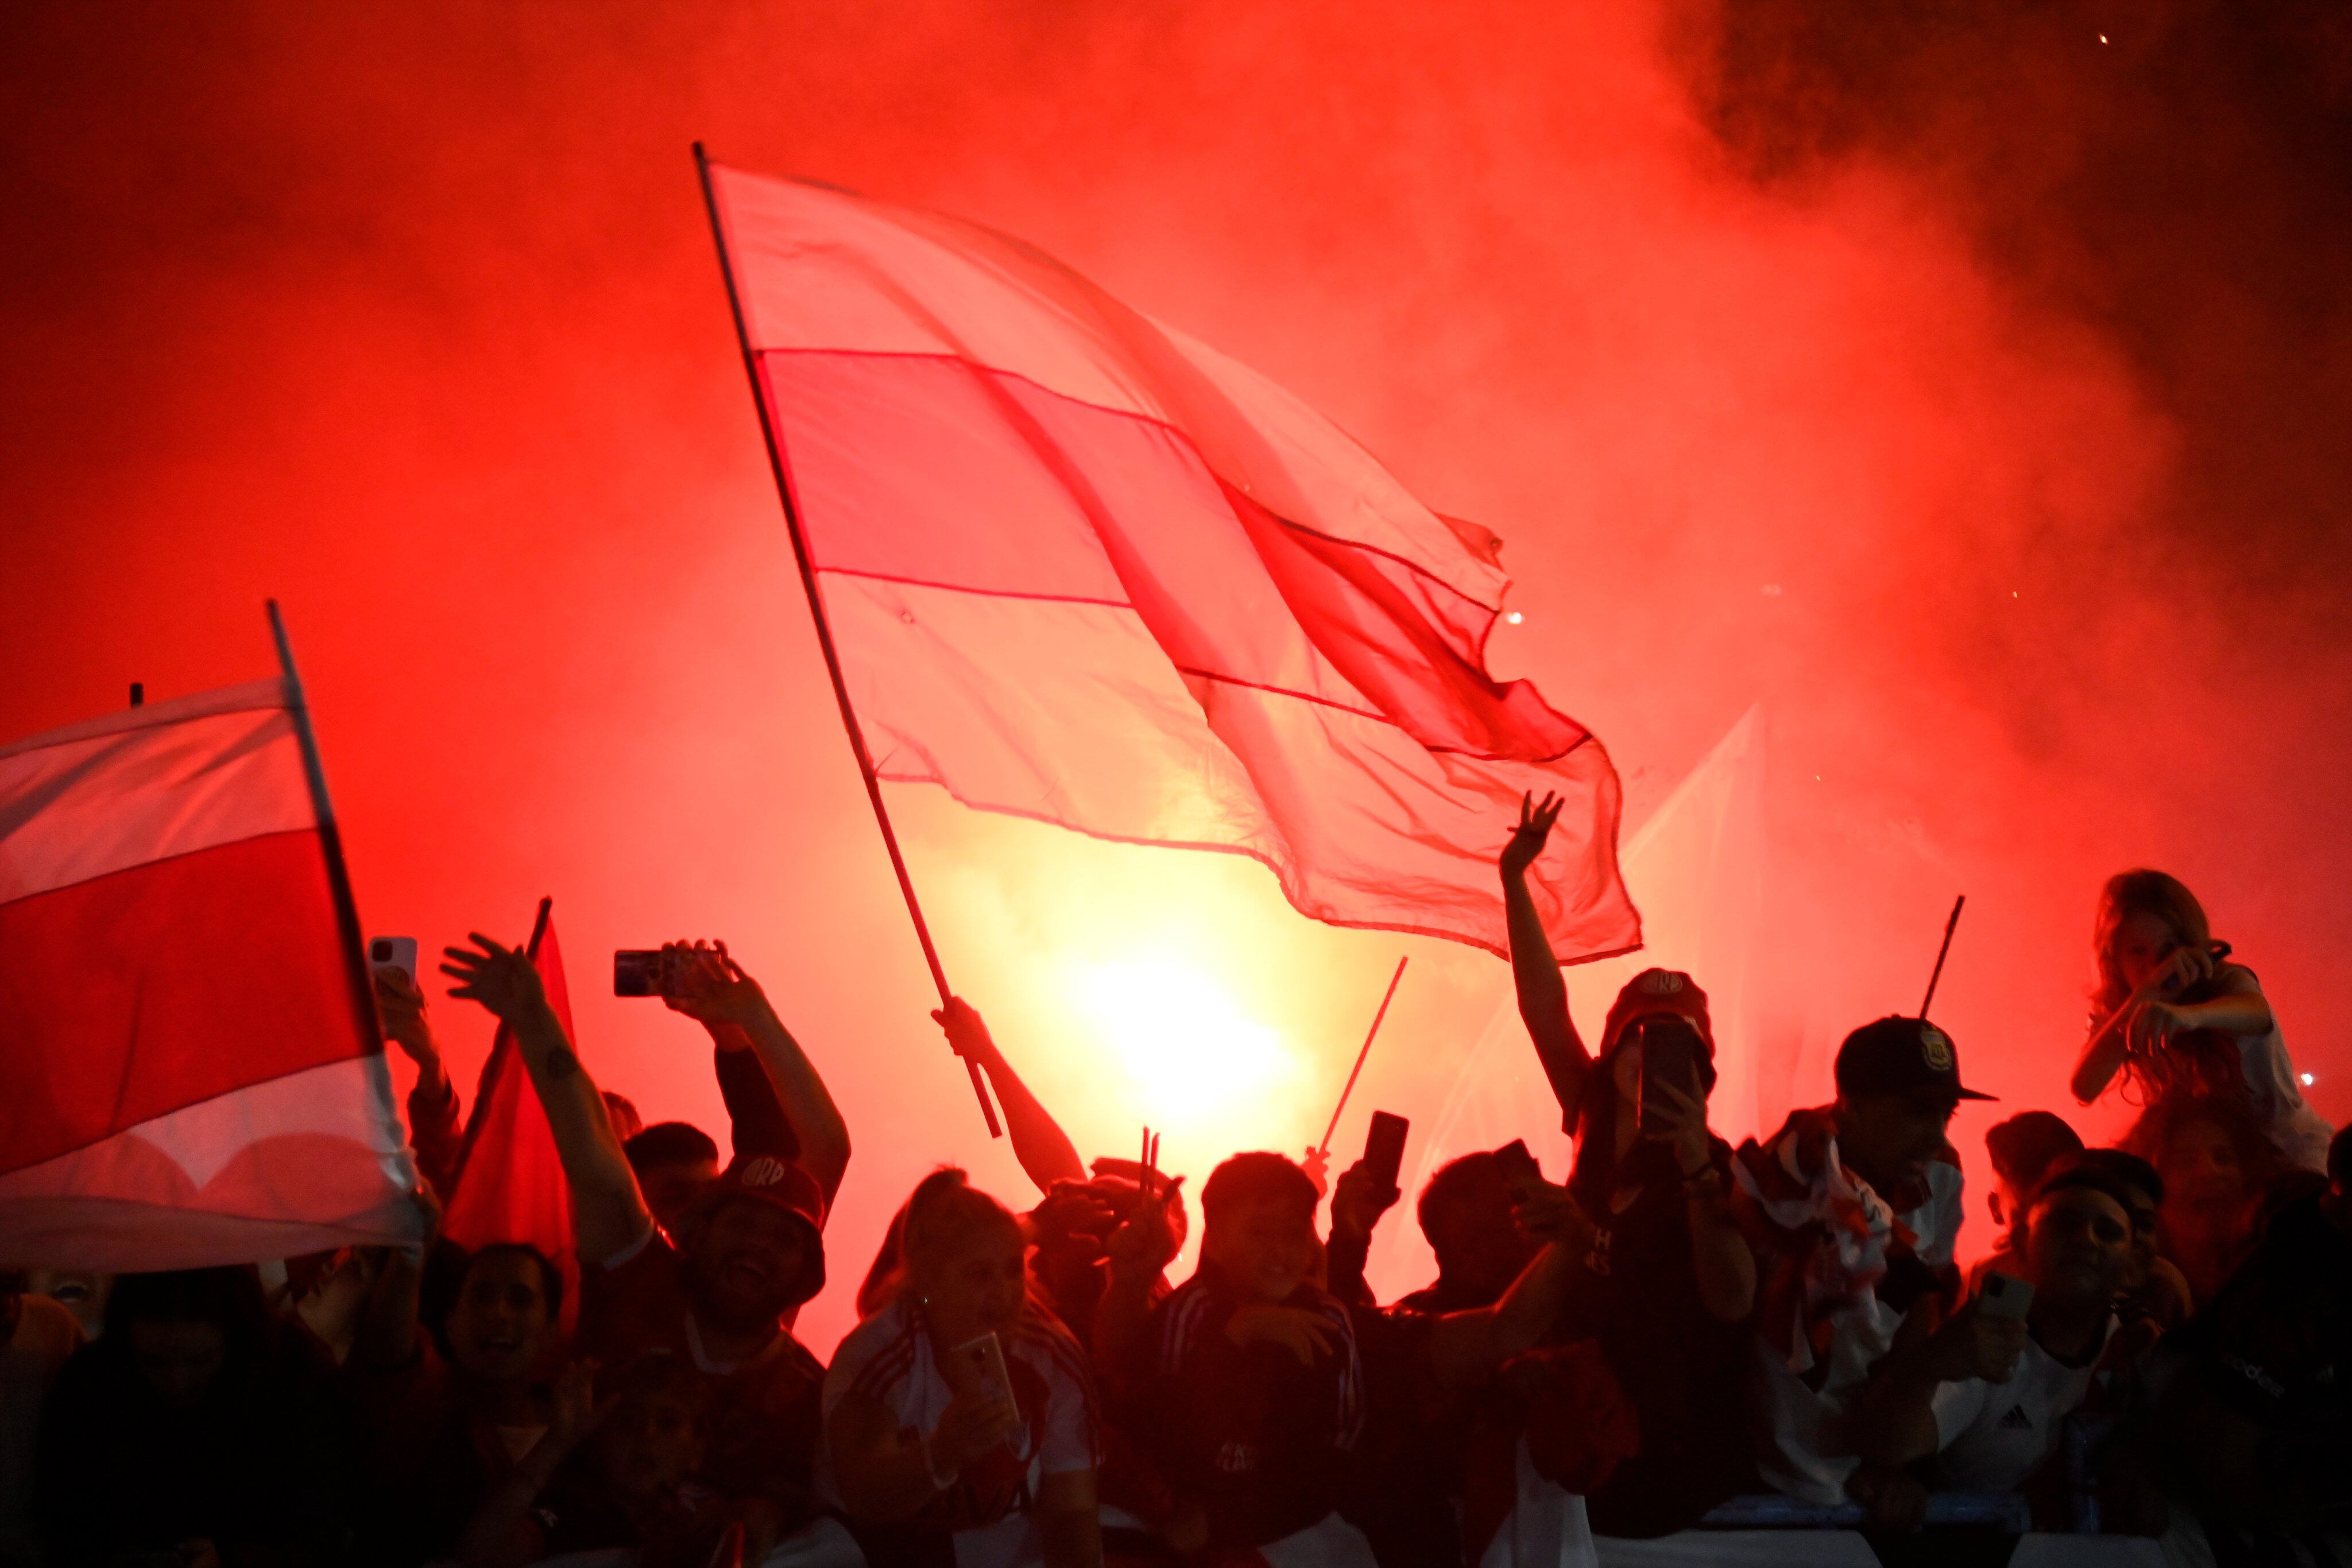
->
[1502,795,1759,1535]
[1729,1013,1994,1509]
[1854,1159,2143,1523]
[439,931,851,1564]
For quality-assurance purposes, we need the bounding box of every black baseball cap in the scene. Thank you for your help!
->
[1833,1016,1995,1104]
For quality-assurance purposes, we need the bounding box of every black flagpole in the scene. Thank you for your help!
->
[691,143,1000,1138]
[267,599,388,1062]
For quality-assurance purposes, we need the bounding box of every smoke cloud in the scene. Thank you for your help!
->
[3,0,2343,1347]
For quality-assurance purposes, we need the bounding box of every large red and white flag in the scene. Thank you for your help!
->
[0,679,420,1268]
[441,901,577,1319]
[705,162,1639,961]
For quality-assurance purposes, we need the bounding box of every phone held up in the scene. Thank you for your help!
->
[613,949,672,998]
[1362,1111,1410,1195]
[367,936,419,987]
[952,1330,1020,1425]
[1633,1015,1706,1138]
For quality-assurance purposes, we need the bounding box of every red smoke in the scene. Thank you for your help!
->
[3,0,2344,1351]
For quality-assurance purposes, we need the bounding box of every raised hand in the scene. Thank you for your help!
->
[1511,1176,1594,1246]
[660,939,772,1031]
[1105,1176,1183,1280]
[438,933,546,1025]
[373,966,437,1063]
[1330,1157,1401,1243]
[1641,1072,1715,1179]
[930,996,1001,1067]
[1225,1304,1337,1366]
[1499,791,1565,880]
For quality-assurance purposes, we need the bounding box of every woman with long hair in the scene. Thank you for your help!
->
[2071,869,2329,1175]
[823,1168,1102,1567]
[1503,793,1758,1536]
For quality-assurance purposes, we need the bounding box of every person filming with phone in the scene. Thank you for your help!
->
[822,1168,1103,1568]
[1501,795,1759,1536]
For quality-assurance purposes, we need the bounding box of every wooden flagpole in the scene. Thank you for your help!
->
[691,144,1000,1137]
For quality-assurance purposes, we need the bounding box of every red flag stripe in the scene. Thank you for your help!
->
[0,829,366,1174]
[0,678,311,906]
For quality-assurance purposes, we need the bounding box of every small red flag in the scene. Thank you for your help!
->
[442,898,578,1324]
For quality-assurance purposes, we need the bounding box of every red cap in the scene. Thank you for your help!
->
[687,1154,828,1303]
[1599,968,1716,1058]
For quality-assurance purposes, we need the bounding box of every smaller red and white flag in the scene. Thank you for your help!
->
[440,899,578,1319]
[0,678,420,1269]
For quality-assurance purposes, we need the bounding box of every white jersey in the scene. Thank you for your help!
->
[2226,1017,2332,1174]
[1928,1318,2114,1491]
[820,1294,1100,1568]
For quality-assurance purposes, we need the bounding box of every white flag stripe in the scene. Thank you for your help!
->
[0,1054,417,1270]
[719,168,1507,606]
[0,678,312,905]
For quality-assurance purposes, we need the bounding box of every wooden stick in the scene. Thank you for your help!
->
[1317,956,1409,1157]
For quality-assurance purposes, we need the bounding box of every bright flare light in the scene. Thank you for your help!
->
[1074,957,1300,1125]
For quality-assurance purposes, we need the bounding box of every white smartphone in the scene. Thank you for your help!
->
[951,1331,1019,1425]
[1978,1270,2035,1321]
[368,936,419,987]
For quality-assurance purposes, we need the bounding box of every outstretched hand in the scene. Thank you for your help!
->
[1500,791,1565,880]
[662,939,772,1031]
[1511,1176,1594,1247]
[1330,1158,1401,1243]
[438,934,546,1025]
[372,966,436,1064]
[1105,1175,1185,1280]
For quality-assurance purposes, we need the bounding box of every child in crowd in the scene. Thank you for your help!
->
[1968,1111,2083,1292]
[2071,869,2330,1175]
[824,1168,1102,1567]
[1101,1152,1372,1565]
[2136,1098,2276,1307]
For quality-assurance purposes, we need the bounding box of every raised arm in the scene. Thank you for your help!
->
[1500,791,1595,1128]
[1094,1178,1183,1397]
[440,932,650,1264]
[935,997,1086,1196]
[377,965,466,1201]
[1425,1239,1579,1390]
[664,942,852,1203]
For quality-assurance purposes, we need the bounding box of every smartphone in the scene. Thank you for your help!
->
[367,936,419,986]
[1635,1016,1705,1137]
[1491,1138,1543,1190]
[951,1331,1020,1424]
[1363,1111,1410,1193]
[1978,1270,2035,1321]
[613,949,671,998]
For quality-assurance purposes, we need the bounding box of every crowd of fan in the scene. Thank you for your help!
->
[3,803,2347,1568]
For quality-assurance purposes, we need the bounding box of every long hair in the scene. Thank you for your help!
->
[855,1166,1021,1319]
[2091,869,2214,1016]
